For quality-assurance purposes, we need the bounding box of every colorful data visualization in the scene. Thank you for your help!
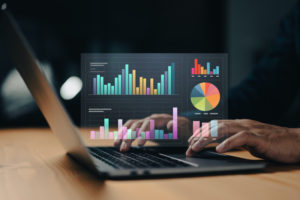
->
[190,82,220,111]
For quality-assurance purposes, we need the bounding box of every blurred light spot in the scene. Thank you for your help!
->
[60,76,82,100]
[1,3,7,10]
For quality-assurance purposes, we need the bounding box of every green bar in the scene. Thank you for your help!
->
[114,131,118,139]
[114,77,118,95]
[96,75,100,95]
[155,130,159,139]
[118,75,122,95]
[108,83,111,95]
[104,85,107,95]
[100,77,104,95]
[168,66,172,95]
[127,129,132,139]
[161,74,164,95]
[157,83,161,95]
[104,118,109,139]
[132,131,136,139]
[129,73,132,95]
[111,86,114,95]
[141,132,145,139]
[125,64,129,95]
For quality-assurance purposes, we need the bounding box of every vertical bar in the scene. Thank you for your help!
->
[168,66,172,95]
[122,127,127,139]
[191,68,194,75]
[141,132,145,139]
[171,62,175,94]
[136,87,139,95]
[100,126,104,139]
[114,77,118,95]
[164,134,168,139]
[216,66,219,75]
[104,84,107,95]
[127,129,132,139]
[118,119,123,139]
[157,83,161,95]
[143,78,147,95]
[202,122,210,137]
[129,73,132,95]
[168,133,173,139]
[96,75,100,95]
[164,71,168,95]
[132,69,136,95]
[131,131,136,139]
[139,77,143,95]
[201,66,204,75]
[121,69,125,95]
[173,107,178,139]
[155,130,159,139]
[125,64,129,95]
[154,89,157,95]
[136,128,141,138]
[193,121,200,136]
[118,75,122,95]
[107,83,111,95]
[150,78,154,95]
[90,131,96,139]
[150,119,155,139]
[111,86,114,95]
[93,78,96,95]
[104,118,109,139]
[159,130,164,139]
[114,131,118,140]
[146,88,150,95]
[145,131,150,139]
[100,77,104,95]
[161,74,164,95]
[210,120,218,137]
[194,58,198,74]
[207,62,210,75]
[109,132,113,139]
[197,64,200,75]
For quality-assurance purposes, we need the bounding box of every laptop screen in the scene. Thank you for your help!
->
[81,53,228,146]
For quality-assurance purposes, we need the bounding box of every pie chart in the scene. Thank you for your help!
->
[190,82,220,111]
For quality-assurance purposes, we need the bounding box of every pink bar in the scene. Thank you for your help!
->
[90,131,96,139]
[100,126,104,139]
[118,119,123,139]
[193,121,200,136]
[202,122,210,137]
[164,134,168,139]
[145,131,150,139]
[109,132,114,139]
[122,127,127,139]
[210,71,213,74]
[191,68,195,75]
[146,88,150,95]
[173,107,178,139]
[150,119,155,139]
[136,128,141,138]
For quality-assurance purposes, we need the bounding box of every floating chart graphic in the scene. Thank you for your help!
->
[190,82,220,111]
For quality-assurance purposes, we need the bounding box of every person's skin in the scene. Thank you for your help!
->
[114,114,300,163]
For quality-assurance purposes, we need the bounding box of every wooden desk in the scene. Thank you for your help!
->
[0,128,299,200]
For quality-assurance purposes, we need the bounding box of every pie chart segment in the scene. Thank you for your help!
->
[190,82,220,111]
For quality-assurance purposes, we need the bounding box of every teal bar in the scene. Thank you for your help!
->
[129,73,132,95]
[108,83,111,95]
[161,74,164,95]
[118,75,122,95]
[159,130,164,139]
[104,118,109,139]
[155,130,159,139]
[104,85,107,95]
[132,131,136,139]
[171,63,175,94]
[168,133,173,139]
[168,66,172,95]
[127,129,132,139]
[114,77,118,95]
[141,132,145,139]
[96,75,100,95]
[100,77,104,95]
[157,83,161,95]
[125,64,129,95]
[111,86,114,95]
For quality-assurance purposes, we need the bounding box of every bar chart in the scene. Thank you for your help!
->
[191,59,220,76]
[192,120,218,138]
[90,107,178,140]
[92,63,175,95]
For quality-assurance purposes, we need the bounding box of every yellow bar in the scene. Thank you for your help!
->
[154,89,157,95]
[132,70,136,95]
[143,78,147,95]
[139,77,143,95]
[136,87,139,95]
[204,69,207,74]
[201,67,204,74]
[150,78,154,95]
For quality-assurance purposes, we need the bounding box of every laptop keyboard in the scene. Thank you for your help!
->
[88,147,192,169]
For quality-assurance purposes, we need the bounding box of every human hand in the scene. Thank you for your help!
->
[186,119,300,163]
[114,114,192,152]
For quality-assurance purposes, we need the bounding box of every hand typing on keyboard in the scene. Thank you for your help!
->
[114,114,192,152]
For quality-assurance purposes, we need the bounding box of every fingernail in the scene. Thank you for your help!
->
[216,142,225,152]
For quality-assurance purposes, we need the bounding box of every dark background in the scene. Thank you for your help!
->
[0,0,297,127]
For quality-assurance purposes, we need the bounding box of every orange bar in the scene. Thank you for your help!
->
[204,69,207,74]
[194,59,198,74]
[139,77,143,95]
[150,78,154,95]
[136,87,139,95]
[132,70,136,95]
[143,78,147,95]
[197,64,201,75]
[201,67,204,75]
[154,89,157,95]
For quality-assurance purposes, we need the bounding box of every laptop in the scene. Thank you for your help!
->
[0,5,266,179]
